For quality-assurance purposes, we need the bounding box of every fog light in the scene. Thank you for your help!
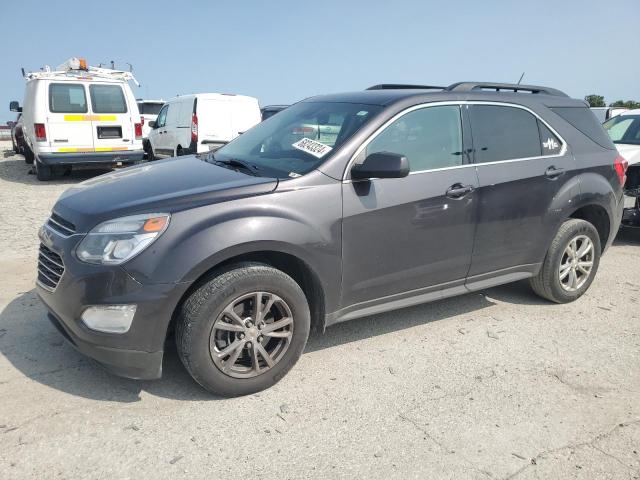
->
[81,305,137,334]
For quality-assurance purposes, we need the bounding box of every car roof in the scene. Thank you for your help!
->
[619,108,640,116]
[303,88,585,109]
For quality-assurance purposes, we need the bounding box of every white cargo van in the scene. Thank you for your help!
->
[10,58,144,180]
[147,93,261,158]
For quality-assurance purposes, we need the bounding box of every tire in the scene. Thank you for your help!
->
[23,145,34,165]
[176,146,184,157]
[530,219,601,303]
[176,263,310,397]
[35,157,52,181]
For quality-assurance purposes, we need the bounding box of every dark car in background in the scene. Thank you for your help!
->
[260,104,288,121]
[8,113,25,156]
[37,82,624,397]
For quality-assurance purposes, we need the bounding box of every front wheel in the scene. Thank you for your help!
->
[530,219,601,303]
[175,264,310,396]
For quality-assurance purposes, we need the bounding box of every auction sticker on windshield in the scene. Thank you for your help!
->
[292,138,333,158]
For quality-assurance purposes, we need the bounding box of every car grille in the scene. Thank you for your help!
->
[38,244,65,291]
[47,212,76,236]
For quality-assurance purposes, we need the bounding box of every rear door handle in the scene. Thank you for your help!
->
[545,166,565,179]
[446,184,475,199]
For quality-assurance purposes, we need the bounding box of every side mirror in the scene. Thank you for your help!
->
[148,120,157,128]
[9,101,21,112]
[351,151,409,180]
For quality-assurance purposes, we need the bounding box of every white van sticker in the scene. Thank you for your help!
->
[292,138,333,158]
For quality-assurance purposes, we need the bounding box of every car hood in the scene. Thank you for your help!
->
[53,155,278,232]
[617,144,640,166]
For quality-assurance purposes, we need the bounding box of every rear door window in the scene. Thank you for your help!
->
[469,105,542,162]
[49,83,88,113]
[89,85,127,113]
[366,105,463,172]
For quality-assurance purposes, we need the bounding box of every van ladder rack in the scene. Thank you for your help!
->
[23,65,140,87]
[446,82,568,97]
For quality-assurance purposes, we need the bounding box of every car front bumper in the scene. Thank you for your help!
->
[36,225,189,380]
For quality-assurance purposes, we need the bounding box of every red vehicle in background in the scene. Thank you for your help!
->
[8,113,28,160]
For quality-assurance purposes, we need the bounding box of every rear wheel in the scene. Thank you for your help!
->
[35,157,52,181]
[175,264,310,396]
[176,146,185,157]
[530,219,601,303]
[23,145,34,164]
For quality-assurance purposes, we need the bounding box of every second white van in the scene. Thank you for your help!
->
[147,93,261,158]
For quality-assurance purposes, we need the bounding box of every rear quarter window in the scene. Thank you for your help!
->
[89,85,128,114]
[49,83,88,113]
[551,107,615,150]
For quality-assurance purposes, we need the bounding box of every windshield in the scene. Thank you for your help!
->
[603,115,640,145]
[214,102,382,178]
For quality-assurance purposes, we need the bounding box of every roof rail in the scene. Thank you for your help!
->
[366,84,445,91]
[23,59,140,86]
[446,82,568,97]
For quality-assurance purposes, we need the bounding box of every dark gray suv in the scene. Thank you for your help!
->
[37,82,626,396]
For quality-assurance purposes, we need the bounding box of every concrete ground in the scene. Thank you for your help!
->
[0,141,638,479]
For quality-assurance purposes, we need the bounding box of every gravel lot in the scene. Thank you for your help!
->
[0,141,638,479]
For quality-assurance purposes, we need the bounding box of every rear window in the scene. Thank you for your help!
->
[90,85,127,114]
[551,107,615,150]
[137,102,163,115]
[49,83,87,113]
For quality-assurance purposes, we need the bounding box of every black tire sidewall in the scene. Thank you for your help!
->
[35,157,52,181]
[546,220,601,302]
[179,267,310,396]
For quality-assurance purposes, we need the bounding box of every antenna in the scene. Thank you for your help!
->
[517,72,525,85]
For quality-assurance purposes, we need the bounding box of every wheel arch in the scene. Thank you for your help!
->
[168,248,327,343]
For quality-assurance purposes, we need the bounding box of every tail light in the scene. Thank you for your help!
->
[134,120,143,140]
[191,113,198,143]
[614,155,628,187]
[34,123,46,141]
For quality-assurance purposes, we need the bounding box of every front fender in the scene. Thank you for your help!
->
[124,177,343,312]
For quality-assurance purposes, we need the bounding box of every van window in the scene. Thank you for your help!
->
[469,105,542,162]
[366,105,463,172]
[156,104,168,127]
[137,102,163,115]
[89,85,127,114]
[49,83,88,113]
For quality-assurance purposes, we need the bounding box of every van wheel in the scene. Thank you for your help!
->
[176,146,184,156]
[175,263,310,397]
[35,157,52,181]
[530,219,601,303]
[23,145,34,164]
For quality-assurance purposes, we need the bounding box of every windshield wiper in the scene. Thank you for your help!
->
[211,157,262,176]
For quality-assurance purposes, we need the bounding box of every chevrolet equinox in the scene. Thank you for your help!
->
[37,82,626,396]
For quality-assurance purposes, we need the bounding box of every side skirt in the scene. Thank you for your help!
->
[325,263,541,327]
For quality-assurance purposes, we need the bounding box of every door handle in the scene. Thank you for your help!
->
[545,166,565,179]
[446,184,474,199]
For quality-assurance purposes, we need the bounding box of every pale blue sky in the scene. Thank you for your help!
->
[2,0,639,122]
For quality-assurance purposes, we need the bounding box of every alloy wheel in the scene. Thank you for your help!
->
[558,234,594,292]
[209,292,294,378]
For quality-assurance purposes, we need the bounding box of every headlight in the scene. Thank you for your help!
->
[76,213,170,265]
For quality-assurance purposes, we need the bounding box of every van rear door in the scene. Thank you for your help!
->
[47,82,94,153]
[230,98,261,139]
[198,98,233,151]
[88,83,133,154]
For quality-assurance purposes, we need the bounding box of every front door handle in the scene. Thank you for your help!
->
[545,166,565,179]
[446,183,474,199]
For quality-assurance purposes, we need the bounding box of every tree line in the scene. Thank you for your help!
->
[584,94,640,109]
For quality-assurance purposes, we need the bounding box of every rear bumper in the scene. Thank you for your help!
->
[38,150,144,166]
